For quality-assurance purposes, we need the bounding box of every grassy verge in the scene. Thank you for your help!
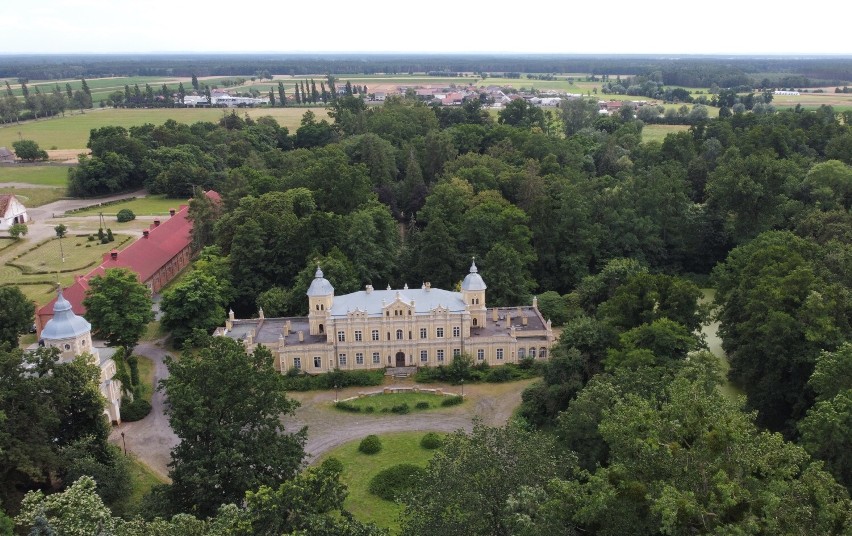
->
[317,432,439,532]
[136,355,155,403]
[642,124,690,144]
[117,453,167,517]
[0,165,70,186]
[335,392,462,414]
[72,195,183,216]
[0,187,66,207]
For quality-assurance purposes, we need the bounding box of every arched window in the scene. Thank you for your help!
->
[64,344,71,350]
[529,347,536,358]
[540,347,547,358]
[396,329,403,340]
[316,304,320,310]
[319,324,324,334]
[518,348,526,358]
[473,318,478,326]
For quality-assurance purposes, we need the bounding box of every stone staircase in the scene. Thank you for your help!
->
[385,366,417,379]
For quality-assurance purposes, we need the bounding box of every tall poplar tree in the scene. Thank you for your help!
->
[277,81,286,107]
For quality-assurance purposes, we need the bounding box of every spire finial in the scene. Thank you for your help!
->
[315,264,324,278]
[470,257,478,273]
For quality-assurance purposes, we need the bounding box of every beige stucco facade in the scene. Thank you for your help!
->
[217,263,555,374]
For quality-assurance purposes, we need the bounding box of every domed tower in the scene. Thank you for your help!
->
[461,259,487,328]
[307,266,334,336]
[40,288,97,365]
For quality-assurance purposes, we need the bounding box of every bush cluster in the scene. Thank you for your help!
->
[415,401,430,410]
[415,362,543,384]
[420,432,443,449]
[368,463,427,501]
[120,397,151,422]
[390,403,410,414]
[358,434,382,455]
[441,395,464,407]
[334,401,361,412]
[116,209,136,222]
[282,368,385,391]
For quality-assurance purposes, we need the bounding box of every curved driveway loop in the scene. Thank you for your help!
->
[111,342,533,480]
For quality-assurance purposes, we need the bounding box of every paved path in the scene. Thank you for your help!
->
[110,341,533,480]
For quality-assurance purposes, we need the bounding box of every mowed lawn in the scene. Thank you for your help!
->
[0,165,70,187]
[317,432,440,532]
[642,124,690,143]
[12,234,131,274]
[72,194,186,216]
[0,107,329,150]
[0,187,66,207]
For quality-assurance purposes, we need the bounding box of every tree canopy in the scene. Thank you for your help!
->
[82,268,154,353]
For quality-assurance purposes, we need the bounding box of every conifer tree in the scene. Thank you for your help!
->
[65,82,73,99]
[310,79,319,103]
[294,83,301,104]
[268,88,275,106]
[278,81,286,107]
[191,74,199,90]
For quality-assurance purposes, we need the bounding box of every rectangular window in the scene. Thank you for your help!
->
[313,356,321,368]
[453,326,460,337]
[496,348,504,360]
[356,352,364,365]
[453,348,461,358]
[371,329,379,341]
[337,331,345,342]
[294,357,302,369]
[338,353,347,366]
[420,350,428,362]
[372,352,380,364]
[420,328,427,339]
[436,327,444,338]
[437,349,445,362]
[477,349,484,360]
[354,330,362,342]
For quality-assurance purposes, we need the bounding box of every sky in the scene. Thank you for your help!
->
[2,0,850,56]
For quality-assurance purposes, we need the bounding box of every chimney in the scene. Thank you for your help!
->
[110,250,118,261]
[532,295,538,310]
[492,309,498,322]
[258,307,264,320]
[425,282,431,291]
[153,219,161,227]
[506,313,512,328]
[365,284,373,294]
[522,314,528,326]
[143,230,149,238]
[298,331,304,342]
[169,208,176,216]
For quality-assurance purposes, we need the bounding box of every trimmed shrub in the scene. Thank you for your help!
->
[116,209,136,222]
[484,366,514,383]
[358,434,382,454]
[120,397,151,422]
[368,463,427,501]
[334,401,361,412]
[365,406,375,413]
[415,401,430,410]
[390,403,410,414]
[441,395,464,407]
[420,432,443,449]
[281,368,385,391]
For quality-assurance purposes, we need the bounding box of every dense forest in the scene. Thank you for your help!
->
[3,54,852,87]
[4,84,852,533]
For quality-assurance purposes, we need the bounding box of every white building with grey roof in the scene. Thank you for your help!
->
[216,262,555,374]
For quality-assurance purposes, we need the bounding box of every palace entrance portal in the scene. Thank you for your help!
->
[395,351,406,367]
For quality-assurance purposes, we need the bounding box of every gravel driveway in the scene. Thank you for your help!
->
[110,341,534,480]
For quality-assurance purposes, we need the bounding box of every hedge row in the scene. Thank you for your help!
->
[282,368,385,391]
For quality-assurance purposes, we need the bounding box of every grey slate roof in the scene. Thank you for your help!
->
[306,267,334,297]
[461,260,487,291]
[41,290,92,340]
[330,287,467,317]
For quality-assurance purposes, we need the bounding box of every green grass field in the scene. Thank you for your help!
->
[118,454,167,517]
[0,107,328,150]
[72,194,186,216]
[12,234,130,274]
[317,432,440,532]
[136,355,155,404]
[642,124,690,143]
[0,186,66,207]
[337,392,461,413]
[0,165,70,186]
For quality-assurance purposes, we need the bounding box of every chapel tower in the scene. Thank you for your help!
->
[307,266,334,336]
[461,259,487,328]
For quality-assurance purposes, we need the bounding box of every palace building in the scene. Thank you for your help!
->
[216,261,555,374]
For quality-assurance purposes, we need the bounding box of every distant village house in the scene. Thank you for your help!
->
[0,194,28,231]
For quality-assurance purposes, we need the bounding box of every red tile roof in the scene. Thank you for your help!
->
[36,191,220,334]
[0,194,15,217]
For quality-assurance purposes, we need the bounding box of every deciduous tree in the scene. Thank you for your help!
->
[83,268,154,354]
[0,286,33,347]
[160,336,306,518]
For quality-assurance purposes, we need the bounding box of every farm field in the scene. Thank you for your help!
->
[0,107,327,150]
[317,431,438,532]
[0,165,70,187]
